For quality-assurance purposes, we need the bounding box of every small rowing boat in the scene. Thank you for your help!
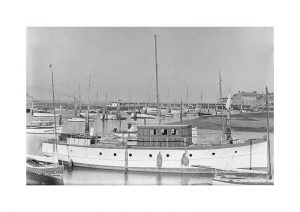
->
[26,120,62,134]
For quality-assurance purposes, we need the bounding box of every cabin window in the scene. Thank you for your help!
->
[171,129,178,135]
[161,129,168,135]
[150,129,157,135]
[129,153,132,157]
[99,152,102,155]
[166,154,170,157]
[149,154,152,157]
[212,152,215,155]
[235,151,237,153]
[189,154,192,157]
[143,129,148,135]
[114,153,117,156]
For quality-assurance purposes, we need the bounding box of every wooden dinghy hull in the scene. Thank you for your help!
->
[26,158,64,185]
[211,175,273,185]
[26,125,62,134]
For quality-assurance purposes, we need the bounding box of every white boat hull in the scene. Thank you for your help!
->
[80,112,99,117]
[42,139,267,173]
[131,113,156,119]
[33,113,60,117]
[26,126,62,134]
[67,117,94,122]
[100,114,117,120]
[171,109,181,114]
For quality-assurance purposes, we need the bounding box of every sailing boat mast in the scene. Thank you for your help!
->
[96,88,99,109]
[200,91,203,112]
[79,84,81,114]
[219,70,225,141]
[104,92,108,117]
[266,86,272,179]
[187,86,189,113]
[154,34,160,122]
[85,76,91,134]
[50,64,59,164]
[180,97,183,124]
[73,92,76,117]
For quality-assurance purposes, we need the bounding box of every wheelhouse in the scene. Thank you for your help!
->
[59,133,98,146]
[137,125,193,147]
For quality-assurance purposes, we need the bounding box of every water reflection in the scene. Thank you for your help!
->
[61,167,212,185]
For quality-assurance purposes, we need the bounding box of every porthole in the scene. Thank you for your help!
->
[114,153,117,156]
[166,154,170,157]
[99,152,102,156]
[129,153,132,157]
[149,154,152,157]
[189,154,192,157]
[235,151,237,153]
[212,152,215,155]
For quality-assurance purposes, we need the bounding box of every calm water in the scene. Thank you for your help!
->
[26,110,273,185]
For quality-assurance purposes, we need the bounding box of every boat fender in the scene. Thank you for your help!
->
[181,153,189,166]
[157,152,162,168]
[59,114,62,125]
[68,159,73,168]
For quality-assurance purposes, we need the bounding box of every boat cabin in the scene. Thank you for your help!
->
[59,133,98,146]
[137,125,193,147]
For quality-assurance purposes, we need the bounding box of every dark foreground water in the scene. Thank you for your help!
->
[26,110,273,185]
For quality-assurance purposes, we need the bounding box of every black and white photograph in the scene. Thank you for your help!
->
[26,27,274,185]
[3,0,300,212]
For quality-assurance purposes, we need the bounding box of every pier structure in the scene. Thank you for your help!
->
[27,100,228,111]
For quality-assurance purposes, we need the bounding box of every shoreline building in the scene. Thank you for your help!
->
[231,91,274,107]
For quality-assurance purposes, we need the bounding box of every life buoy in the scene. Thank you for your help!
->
[181,153,189,166]
[157,152,162,168]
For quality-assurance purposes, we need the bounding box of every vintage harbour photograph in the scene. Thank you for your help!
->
[26,27,274,185]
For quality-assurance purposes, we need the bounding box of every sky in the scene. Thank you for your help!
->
[26,27,273,103]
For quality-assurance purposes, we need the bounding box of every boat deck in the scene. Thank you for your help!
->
[44,137,266,150]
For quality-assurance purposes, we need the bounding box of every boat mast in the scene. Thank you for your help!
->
[73,92,76,117]
[266,86,272,179]
[96,88,99,109]
[128,89,131,111]
[79,84,81,114]
[85,76,91,134]
[117,99,121,118]
[187,86,189,113]
[50,64,59,164]
[104,92,108,117]
[200,91,203,112]
[219,70,225,142]
[180,97,183,124]
[154,34,160,123]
